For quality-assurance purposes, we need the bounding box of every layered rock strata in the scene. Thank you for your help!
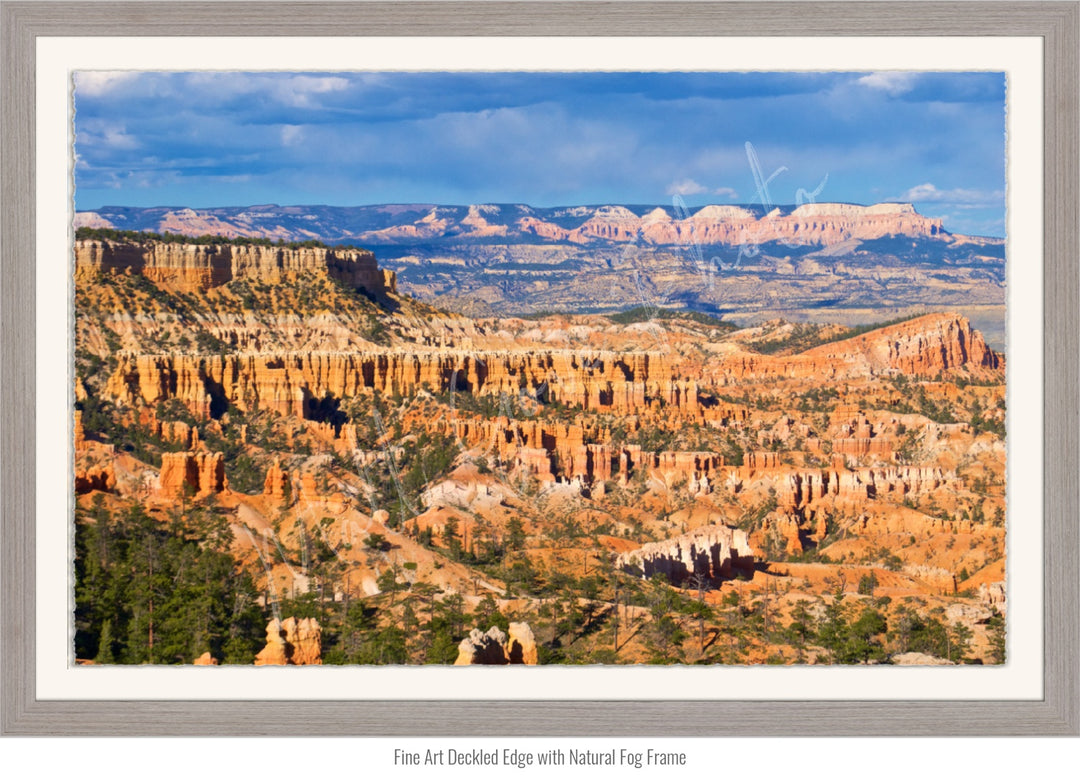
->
[717,314,1000,380]
[772,466,954,512]
[442,416,724,487]
[518,202,944,247]
[102,315,998,425]
[616,524,755,583]
[802,313,1001,373]
[103,349,692,418]
[158,451,227,498]
[75,239,396,296]
[76,201,949,249]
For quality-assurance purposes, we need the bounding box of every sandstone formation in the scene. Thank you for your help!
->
[980,581,1007,616]
[254,616,322,665]
[193,652,219,665]
[103,349,692,419]
[830,410,895,458]
[616,524,755,584]
[75,238,395,296]
[773,466,955,513]
[75,463,117,495]
[74,410,87,451]
[263,458,291,502]
[441,415,725,490]
[802,313,1001,374]
[102,313,999,427]
[158,450,227,498]
[507,622,539,665]
[454,622,538,665]
[714,314,1000,381]
[155,420,198,449]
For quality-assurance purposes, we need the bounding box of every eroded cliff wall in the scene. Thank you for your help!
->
[75,239,395,295]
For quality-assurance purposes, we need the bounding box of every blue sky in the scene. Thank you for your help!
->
[74,71,1007,236]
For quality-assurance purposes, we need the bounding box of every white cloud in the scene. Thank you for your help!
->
[102,127,138,150]
[74,72,139,97]
[714,186,738,199]
[280,125,304,147]
[896,182,1004,205]
[666,179,708,196]
[77,119,139,151]
[857,72,917,96]
[181,73,351,108]
[274,76,351,107]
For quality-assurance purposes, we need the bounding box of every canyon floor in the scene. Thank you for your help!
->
[73,236,1007,666]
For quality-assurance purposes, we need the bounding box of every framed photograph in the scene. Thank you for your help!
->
[2,1,1076,735]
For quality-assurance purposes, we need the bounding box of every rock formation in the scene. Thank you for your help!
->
[75,463,116,495]
[980,581,1007,616]
[616,524,755,583]
[193,652,219,665]
[454,622,538,665]
[263,458,291,502]
[102,313,999,427]
[507,622,539,665]
[103,349,689,418]
[802,313,1001,374]
[773,466,954,513]
[75,238,395,296]
[158,450,227,498]
[74,410,87,451]
[79,201,947,250]
[254,616,322,665]
[519,202,944,247]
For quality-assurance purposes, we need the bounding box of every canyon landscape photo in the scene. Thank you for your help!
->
[72,71,1008,667]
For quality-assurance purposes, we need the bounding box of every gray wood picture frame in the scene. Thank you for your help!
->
[1,1,1077,736]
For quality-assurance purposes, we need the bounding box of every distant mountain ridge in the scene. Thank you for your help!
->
[74,201,981,250]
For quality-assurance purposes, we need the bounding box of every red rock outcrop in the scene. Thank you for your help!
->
[104,349,691,419]
[102,316,998,423]
[759,511,806,555]
[441,415,724,490]
[254,616,322,665]
[773,466,954,513]
[194,652,219,665]
[802,313,1001,374]
[155,420,197,449]
[75,464,116,495]
[74,410,87,451]
[454,622,538,665]
[75,239,395,296]
[263,458,291,502]
[158,451,227,498]
[616,524,754,583]
[709,314,1001,382]
[744,451,780,470]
